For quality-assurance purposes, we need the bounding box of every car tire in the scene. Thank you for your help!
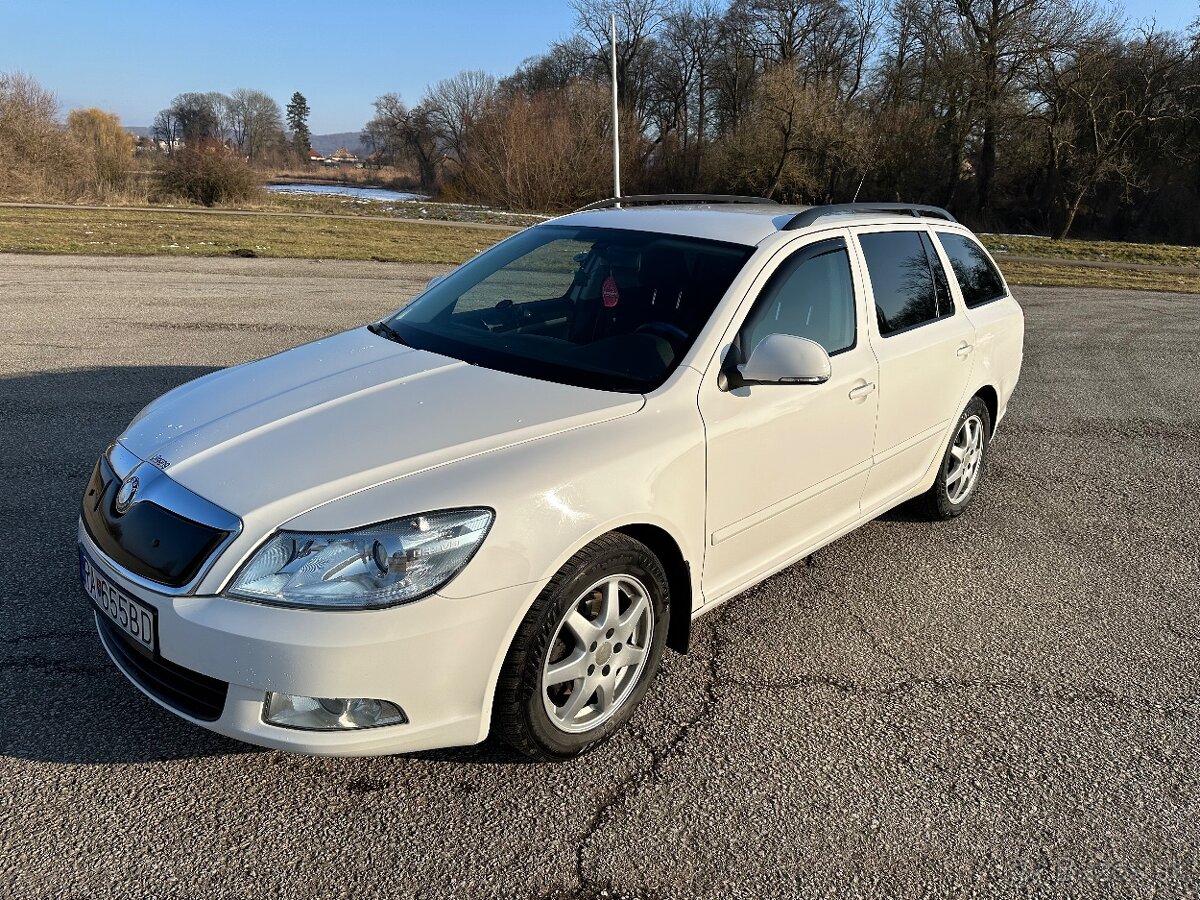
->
[491,533,670,761]
[918,395,992,520]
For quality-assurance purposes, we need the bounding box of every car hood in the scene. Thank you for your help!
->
[119,328,643,525]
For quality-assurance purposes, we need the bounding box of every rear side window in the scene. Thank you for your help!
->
[936,232,1007,307]
[741,238,856,356]
[858,231,943,336]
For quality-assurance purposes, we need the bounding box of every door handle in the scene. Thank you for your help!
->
[957,342,974,358]
[848,381,876,400]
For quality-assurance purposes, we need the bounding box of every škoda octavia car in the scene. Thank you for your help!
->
[81,197,1023,760]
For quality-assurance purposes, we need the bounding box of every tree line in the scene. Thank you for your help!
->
[0,74,315,205]
[363,0,1200,242]
[152,89,312,164]
[146,89,314,205]
[4,2,1198,241]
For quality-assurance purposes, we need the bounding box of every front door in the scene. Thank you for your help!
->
[698,232,879,603]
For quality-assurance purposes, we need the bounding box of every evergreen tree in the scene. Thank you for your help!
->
[286,91,311,160]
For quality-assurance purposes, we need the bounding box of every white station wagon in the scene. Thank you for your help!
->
[80,197,1023,760]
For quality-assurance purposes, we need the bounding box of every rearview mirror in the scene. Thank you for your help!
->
[735,333,831,386]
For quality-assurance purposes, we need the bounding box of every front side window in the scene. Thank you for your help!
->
[858,230,945,337]
[740,238,856,356]
[936,232,1008,308]
[385,225,754,393]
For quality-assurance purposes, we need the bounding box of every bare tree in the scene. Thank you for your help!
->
[460,82,615,210]
[653,2,721,146]
[361,93,410,167]
[736,0,855,68]
[0,72,138,201]
[572,0,670,124]
[503,36,602,94]
[0,71,79,199]
[362,93,444,190]
[708,63,867,200]
[1035,27,1193,238]
[710,2,760,133]
[944,0,1096,216]
[301,2,1200,238]
[676,0,723,152]
[225,89,285,162]
[422,70,497,176]
[154,92,225,153]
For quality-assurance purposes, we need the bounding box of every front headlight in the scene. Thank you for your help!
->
[225,508,493,609]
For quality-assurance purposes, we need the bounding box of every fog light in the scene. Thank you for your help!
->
[263,693,407,731]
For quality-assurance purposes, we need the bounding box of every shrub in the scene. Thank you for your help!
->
[446,83,615,211]
[0,71,86,201]
[66,107,135,195]
[156,144,262,206]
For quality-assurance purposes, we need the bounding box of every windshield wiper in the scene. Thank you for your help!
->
[368,320,409,346]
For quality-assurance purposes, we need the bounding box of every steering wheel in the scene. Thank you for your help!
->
[635,321,690,346]
[480,298,523,332]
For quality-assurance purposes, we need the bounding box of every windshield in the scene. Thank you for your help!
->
[384,225,754,393]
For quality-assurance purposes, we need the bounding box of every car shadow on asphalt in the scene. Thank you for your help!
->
[0,364,555,766]
[876,498,935,523]
[0,365,267,764]
[407,743,547,766]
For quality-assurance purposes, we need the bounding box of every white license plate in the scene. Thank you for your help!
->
[80,547,157,653]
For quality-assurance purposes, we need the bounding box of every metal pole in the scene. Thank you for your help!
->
[610,13,621,204]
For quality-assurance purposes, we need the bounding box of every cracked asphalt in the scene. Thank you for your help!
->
[1,254,1198,899]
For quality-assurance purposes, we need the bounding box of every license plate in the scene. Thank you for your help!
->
[80,547,157,653]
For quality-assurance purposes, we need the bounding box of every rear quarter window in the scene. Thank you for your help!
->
[936,232,1008,308]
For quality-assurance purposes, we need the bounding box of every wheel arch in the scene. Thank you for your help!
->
[973,384,999,435]
[613,523,693,655]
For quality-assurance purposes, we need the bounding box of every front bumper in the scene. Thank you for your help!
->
[81,524,537,756]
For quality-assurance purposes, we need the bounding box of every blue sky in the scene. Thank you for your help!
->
[0,0,580,132]
[1121,0,1199,31]
[1,0,1195,134]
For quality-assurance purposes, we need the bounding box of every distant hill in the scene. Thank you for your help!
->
[310,132,365,155]
[123,127,365,156]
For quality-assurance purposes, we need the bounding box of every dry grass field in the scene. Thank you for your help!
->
[3,204,1200,292]
[0,205,502,265]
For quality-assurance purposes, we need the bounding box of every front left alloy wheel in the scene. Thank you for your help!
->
[492,533,670,760]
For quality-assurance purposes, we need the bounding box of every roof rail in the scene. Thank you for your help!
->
[783,203,956,230]
[575,194,777,212]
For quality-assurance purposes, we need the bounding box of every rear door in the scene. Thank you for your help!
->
[851,226,977,512]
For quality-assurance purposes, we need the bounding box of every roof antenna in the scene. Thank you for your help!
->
[852,133,881,202]
[852,170,868,203]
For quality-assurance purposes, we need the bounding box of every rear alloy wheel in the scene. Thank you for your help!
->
[945,414,985,505]
[919,395,992,519]
[493,534,669,760]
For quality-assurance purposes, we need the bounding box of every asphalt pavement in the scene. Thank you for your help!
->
[1,253,1197,899]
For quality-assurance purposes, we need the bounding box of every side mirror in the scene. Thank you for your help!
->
[735,333,831,386]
